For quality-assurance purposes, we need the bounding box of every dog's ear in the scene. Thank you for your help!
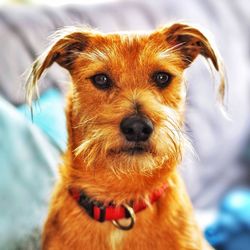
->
[165,23,219,69]
[162,23,226,104]
[26,28,89,104]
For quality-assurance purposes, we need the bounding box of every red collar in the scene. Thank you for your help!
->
[69,184,167,223]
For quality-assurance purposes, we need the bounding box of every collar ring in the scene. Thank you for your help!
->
[112,204,135,230]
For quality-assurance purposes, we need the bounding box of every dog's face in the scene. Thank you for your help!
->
[27,23,224,177]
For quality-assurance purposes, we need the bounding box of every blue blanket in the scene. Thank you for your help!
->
[0,95,59,249]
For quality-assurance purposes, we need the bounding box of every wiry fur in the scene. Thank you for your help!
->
[26,23,224,250]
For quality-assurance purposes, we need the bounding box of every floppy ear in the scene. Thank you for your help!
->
[26,28,89,104]
[164,23,226,104]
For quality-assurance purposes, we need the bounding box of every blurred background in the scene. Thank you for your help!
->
[0,0,249,249]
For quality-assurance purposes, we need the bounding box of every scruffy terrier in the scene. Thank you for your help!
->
[27,23,224,250]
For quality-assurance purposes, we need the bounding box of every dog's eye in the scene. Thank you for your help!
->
[152,72,172,89]
[90,74,112,90]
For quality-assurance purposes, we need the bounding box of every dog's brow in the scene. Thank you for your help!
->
[80,49,109,62]
[156,49,172,60]
[156,44,183,60]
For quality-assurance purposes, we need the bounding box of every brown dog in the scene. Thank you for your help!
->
[26,23,224,250]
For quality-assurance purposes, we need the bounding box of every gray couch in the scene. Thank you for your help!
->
[0,0,249,249]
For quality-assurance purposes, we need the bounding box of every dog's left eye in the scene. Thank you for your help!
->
[90,74,112,90]
[152,72,172,89]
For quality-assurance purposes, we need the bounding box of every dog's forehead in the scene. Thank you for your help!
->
[108,30,150,36]
[81,31,181,67]
[96,31,150,49]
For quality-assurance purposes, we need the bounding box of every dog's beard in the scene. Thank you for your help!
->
[74,116,188,177]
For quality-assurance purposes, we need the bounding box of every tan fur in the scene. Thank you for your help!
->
[26,23,223,250]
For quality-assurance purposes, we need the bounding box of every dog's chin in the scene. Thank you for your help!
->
[109,144,151,156]
[104,144,168,176]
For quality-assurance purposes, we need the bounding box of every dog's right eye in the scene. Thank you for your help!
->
[90,74,112,90]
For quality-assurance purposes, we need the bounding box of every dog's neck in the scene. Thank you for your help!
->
[61,147,178,205]
[68,183,168,225]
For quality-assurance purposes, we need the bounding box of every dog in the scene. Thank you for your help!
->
[26,22,225,250]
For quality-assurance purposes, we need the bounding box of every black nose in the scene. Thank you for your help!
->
[120,115,153,142]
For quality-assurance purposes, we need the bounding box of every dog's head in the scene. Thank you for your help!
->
[26,23,224,177]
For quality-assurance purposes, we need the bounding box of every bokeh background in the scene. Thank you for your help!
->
[0,0,249,249]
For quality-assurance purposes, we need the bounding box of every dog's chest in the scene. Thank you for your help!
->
[109,229,124,250]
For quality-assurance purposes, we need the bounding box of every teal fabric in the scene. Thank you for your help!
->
[0,96,59,250]
[18,88,67,152]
